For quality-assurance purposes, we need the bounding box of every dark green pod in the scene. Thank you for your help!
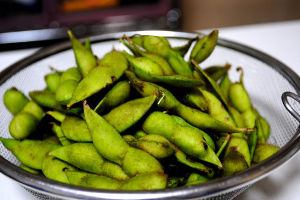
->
[3,87,29,115]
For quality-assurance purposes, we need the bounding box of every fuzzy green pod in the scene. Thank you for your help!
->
[50,143,129,181]
[222,151,248,177]
[61,116,92,142]
[9,112,39,139]
[253,143,279,163]
[121,173,167,190]
[185,173,210,186]
[94,81,130,114]
[42,154,76,184]
[45,73,61,92]
[55,80,78,105]
[66,171,122,190]
[22,101,45,121]
[60,67,81,83]
[68,30,97,77]
[229,83,251,113]
[3,87,29,115]
[0,138,59,169]
[68,51,128,107]
[104,95,156,132]
[84,102,129,165]
[190,30,218,63]
[127,134,174,159]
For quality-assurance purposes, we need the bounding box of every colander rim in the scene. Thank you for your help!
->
[0,30,299,200]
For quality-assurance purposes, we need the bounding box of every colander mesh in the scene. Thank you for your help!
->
[0,38,299,200]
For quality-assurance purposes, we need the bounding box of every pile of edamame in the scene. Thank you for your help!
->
[1,30,280,190]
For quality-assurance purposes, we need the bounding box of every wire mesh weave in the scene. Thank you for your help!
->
[0,35,299,200]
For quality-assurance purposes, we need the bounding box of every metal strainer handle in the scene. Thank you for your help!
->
[282,92,300,122]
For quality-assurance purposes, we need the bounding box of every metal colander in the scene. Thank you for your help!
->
[0,31,299,200]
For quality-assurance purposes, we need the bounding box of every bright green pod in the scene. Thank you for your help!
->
[142,112,222,167]
[47,111,66,122]
[167,52,193,76]
[127,71,251,133]
[125,70,180,110]
[170,115,215,151]
[121,173,167,190]
[68,30,97,77]
[0,138,59,169]
[201,89,236,127]
[142,35,171,57]
[248,121,258,160]
[84,103,129,165]
[222,151,248,177]
[20,164,40,175]
[228,106,245,128]
[52,123,71,146]
[256,117,266,143]
[220,73,232,101]
[42,154,76,184]
[103,95,156,132]
[55,80,78,105]
[122,147,164,177]
[68,51,128,107]
[183,89,208,112]
[174,149,214,177]
[190,30,218,63]
[45,73,61,92]
[22,101,44,121]
[253,143,279,163]
[60,67,81,83]
[3,87,29,115]
[173,37,196,57]
[9,112,39,139]
[185,173,210,186]
[229,83,251,113]
[61,116,92,142]
[216,134,231,157]
[224,136,251,167]
[50,143,129,181]
[204,64,230,82]
[29,90,58,108]
[127,134,174,159]
[125,54,202,87]
[123,135,137,143]
[258,116,271,140]
[66,171,122,190]
[242,109,257,128]
[94,81,130,114]
[134,130,147,138]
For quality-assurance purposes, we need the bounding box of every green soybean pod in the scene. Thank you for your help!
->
[229,83,251,113]
[65,171,122,190]
[55,80,78,105]
[222,150,248,177]
[185,173,210,186]
[121,173,167,190]
[3,87,29,115]
[22,101,45,121]
[60,67,81,83]
[20,164,40,175]
[61,116,92,142]
[183,89,208,112]
[52,123,71,146]
[9,112,39,139]
[45,72,61,92]
[94,80,130,114]
[204,64,230,82]
[253,143,279,163]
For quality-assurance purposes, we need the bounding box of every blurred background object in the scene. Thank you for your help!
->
[1,0,300,49]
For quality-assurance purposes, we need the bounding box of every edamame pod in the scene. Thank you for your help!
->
[253,143,279,163]
[229,83,251,113]
[183,89,208,111]
[103,95,156,132]
[121,173,167,190]
[219,73,232,101]
[50,143,129,181]
[185,173,210,186]
[20,164,40,175]
[55,80,78,105]
[68,51,128,107]
[66,171,122,189]
[60,67,81,83]
[47,111,66,122]
[61,116,92,142]
[222,151,248,177]
[68,30,97,77]
[190,30,218,63]
[22,101,45,121]
[204,63,230,82]
[4,87,29,115]
[0,138,59,169]
[9,112,38,139]
[45,73,61,92]
[52,123,71,146]
[94,81,130,114]
[42,154,76,184]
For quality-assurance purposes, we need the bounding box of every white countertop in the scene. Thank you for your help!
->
[0,20,300,199]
